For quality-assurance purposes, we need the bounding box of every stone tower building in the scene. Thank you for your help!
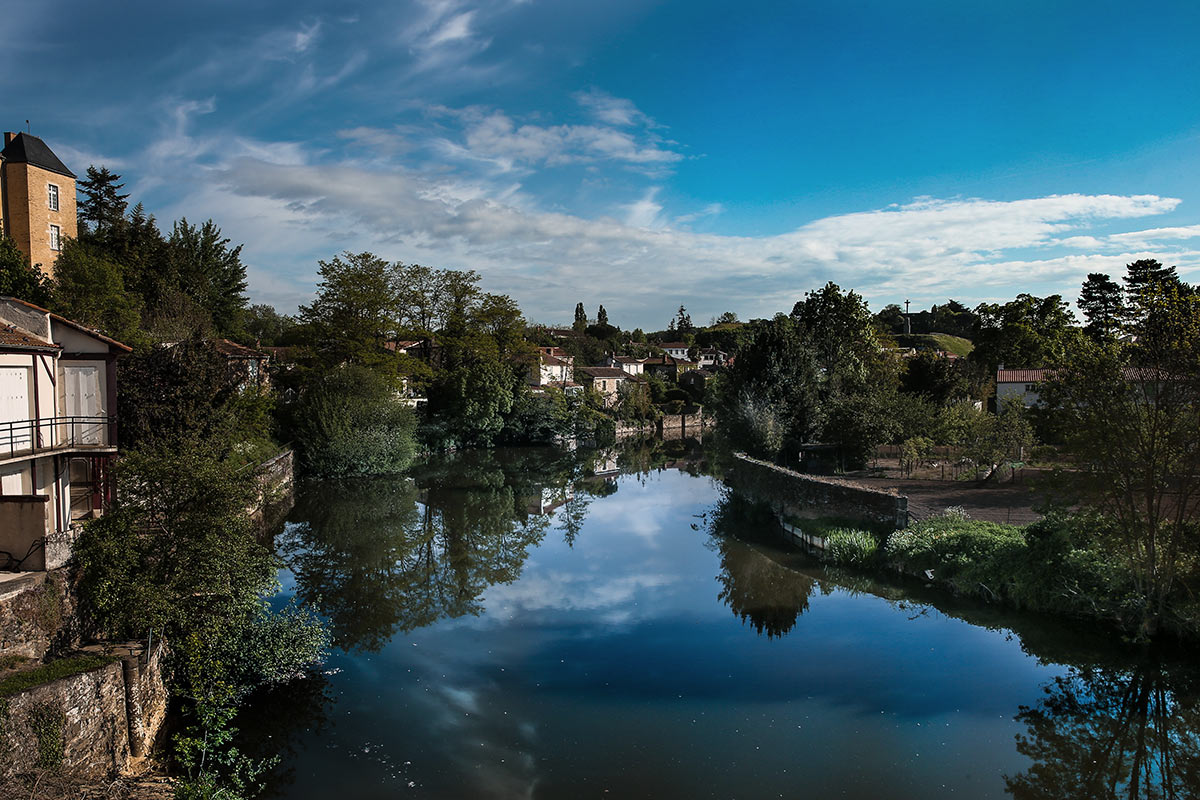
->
[0,132,77,277]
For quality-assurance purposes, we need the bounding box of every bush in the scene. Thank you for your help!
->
[885,514,1026,595]
[292,365,417,476]
[823,528,880,568]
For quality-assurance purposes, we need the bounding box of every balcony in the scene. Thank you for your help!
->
[0,416,117,464]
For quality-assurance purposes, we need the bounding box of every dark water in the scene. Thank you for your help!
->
[244,442,1200,799]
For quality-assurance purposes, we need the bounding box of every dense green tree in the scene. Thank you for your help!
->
[791,282,890,393]
[51,239,144,346]
[165,219,249,337]
[1123,258,1183,327]
[76,165,129,234]
[715,310,739,324]
[1078,273,1125,342]
[901,351,968,405]
[573,302,587,332]
[290,365,417,477]
[597,304,608,325]
[971,294,1082,371]
[0,234,52,306]
[241,303,295,346]
[299,252,399,369]
[117,337,241,453]
[1040,282,1200,634]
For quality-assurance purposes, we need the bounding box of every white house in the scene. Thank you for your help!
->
[530,346,575,386]
[602,355,645,376]
[658,342,691,359]
[995,367,1049,408]
[0,297,130,570]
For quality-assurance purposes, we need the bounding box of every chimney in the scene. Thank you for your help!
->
[3,132,16,146]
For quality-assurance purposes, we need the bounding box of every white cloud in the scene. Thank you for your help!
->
[574,88,654,128]
[624,187,664,228]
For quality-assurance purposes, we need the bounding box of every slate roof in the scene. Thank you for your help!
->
[1,133,76,178]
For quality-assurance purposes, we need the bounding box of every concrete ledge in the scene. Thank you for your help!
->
[729,452,909,529]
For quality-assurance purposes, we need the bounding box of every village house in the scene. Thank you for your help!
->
[213,338,271,391]
[696,347,728,369]
[0,297,130,571]
[679,367,716,398]
[602,354,645,376]
[657,342,691,359]
[0,132,77,277]
[995,367,1048,408]
[576,366,635,408]
[642,353,699,383]
[529,346,575,387]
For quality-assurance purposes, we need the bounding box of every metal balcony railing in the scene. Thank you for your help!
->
[0,416,115,460]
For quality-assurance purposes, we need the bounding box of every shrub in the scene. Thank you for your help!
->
[823,528,880,568]
[292,365,417,476]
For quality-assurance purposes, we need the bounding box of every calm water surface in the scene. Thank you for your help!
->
[245,443,1200,799]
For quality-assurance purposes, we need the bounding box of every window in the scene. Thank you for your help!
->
[47,183,59,211]
[49,224,60,251]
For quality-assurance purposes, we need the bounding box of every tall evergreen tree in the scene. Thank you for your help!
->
[165,218,249,337]
[1078,273,1126,341]
[77,166,129,234]
[573,302,587,332]
[597,304,608,326]
[1124,259,1182,326]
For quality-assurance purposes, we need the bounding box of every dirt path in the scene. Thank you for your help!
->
[849,474,1045,526]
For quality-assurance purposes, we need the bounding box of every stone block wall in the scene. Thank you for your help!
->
[1,661,130,780]
[728,453,909,528]
[0,569,72,662]
[0,641,167,782]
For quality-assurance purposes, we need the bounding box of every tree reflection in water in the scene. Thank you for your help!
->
[707,490,816,639]
[282,448,592,652]
[1007,660,1200,799]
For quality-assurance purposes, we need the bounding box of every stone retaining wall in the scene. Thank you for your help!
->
[0,642,167,782]
[728,453,908,528]
[0,569,72,662]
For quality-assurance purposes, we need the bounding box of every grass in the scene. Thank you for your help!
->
[893,333,974,358]
[0,655,118,697]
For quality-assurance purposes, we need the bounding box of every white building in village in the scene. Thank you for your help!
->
[0,297,130,570]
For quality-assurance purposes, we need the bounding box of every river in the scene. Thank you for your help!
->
[242,441,1200,799]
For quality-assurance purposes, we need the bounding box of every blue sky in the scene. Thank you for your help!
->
[6,0,1200,328]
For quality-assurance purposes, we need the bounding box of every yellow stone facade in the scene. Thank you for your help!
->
[1,133,77,278]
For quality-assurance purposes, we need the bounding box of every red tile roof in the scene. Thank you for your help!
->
[213,339,269,358]
[578,367,629,379]
[0,326,58,351]
[996,368,1049,383]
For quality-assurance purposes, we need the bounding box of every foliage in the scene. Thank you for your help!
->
[0,234,52,306]
[51,238,145,347]
[72,448,274,641]
[298,252,399,371]
[899,436,934,476]
[165,219,249,338]
[1078,272,1125,342]
[1040,281,1200,635]
[117,337,241,453]
[901,350,969,404]
[874,300,980,340]
[823,528,881,568]
[0,655,117,697]
[291,365,417,477]
[892,332,975,358]
[28,702,65,772]
[241,304,295,346]
[77,165,129,235]
[971,293,1083,371]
